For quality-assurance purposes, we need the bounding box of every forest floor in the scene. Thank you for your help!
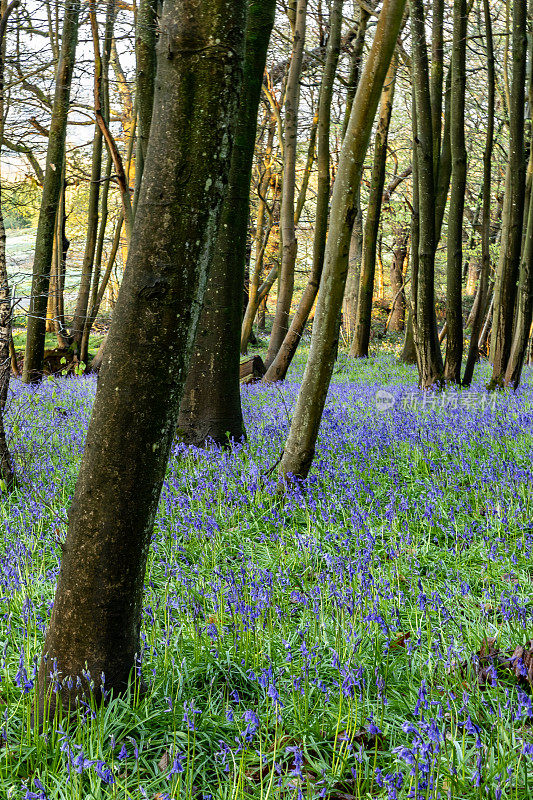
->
[1,350,533,799]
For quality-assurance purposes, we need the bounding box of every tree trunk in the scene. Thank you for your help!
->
[132,0,156,212]
[37,0,246,720]
[0,0,18,491]
[263,0,343,384]
[22,0,81,382]
[430,0,444,188]
[342,203,363,339]
[443,0,467,383]
[177,0,275,445]
[504,21,533,388]
[410,0,443,388]
[388,224,408,332]
[278,0,407,483]
[265,0,307,367]
[462,0,494,386]
[71,0,114,350]
[490,0,527,385]
[350,53,398,358]
[434,66,452,246]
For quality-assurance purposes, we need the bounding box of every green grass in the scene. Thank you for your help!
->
[1,351,533,798]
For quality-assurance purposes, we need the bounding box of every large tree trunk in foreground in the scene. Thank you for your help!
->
[37,0,246,721]
[410,0,443,388]
[278,0,407,483]
[490,0,527,385]
[177,0,275,445]
[263,0,343,384]
[443,0,467,383]
[22,0,81,382]
[350,53,397,358]
[265,0,307,367]
[462,0,494,387]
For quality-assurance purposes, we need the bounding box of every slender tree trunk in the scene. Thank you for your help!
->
[342,204,363,338]
[278,0,407,483]
[443,0,468,383]
[79,155,112,364]
[341,7,368,340]
[490,0,527,385]
[410,0,443,388]
[430,0,444,188]
[350,53,398,357]
[434,66,452,246]
[0,0,18,491]
[263,0,343,384]
[400,90,420,367]
[241,128,278,353]
[462,0,494,386]
[82,213,123,368]
[265,0,307,367]
[22,0,80,382]
[71,0,114,350]
[504,22,533,388]
[52,172,71,349]
[37,0,247,721]
[132,0,156,212]
[71,126,103,349]
[388,224,408,332]
[177,0,275,445]
[342,5,369,138]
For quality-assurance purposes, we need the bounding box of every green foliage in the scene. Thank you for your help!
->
[3,180,41,229]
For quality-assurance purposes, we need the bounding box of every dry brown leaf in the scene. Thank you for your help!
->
[157,750,171,774]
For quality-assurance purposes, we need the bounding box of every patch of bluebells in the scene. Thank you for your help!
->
[2,356,533,796]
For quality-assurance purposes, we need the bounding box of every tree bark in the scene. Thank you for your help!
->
[177,0,275,445]
[263,0,343,384]
[22,0,80,382]
[265,0,307,367]
[342,204,363,339]
[443,0,468,383]
[0,0,18,491]
[388,223,408,332]
[504,18,533,388]
[350,53,398,358]
[132,0,157,212]
[462,0,494,386]
[71,0,114,350]
[278,0,407,483]
[410,0,443,388]
[37,0,246,720]
[490,0,527,385]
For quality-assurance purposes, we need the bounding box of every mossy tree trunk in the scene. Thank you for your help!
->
[177,0,275,446]
[37,0,247,721]
[410,0,443,388]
